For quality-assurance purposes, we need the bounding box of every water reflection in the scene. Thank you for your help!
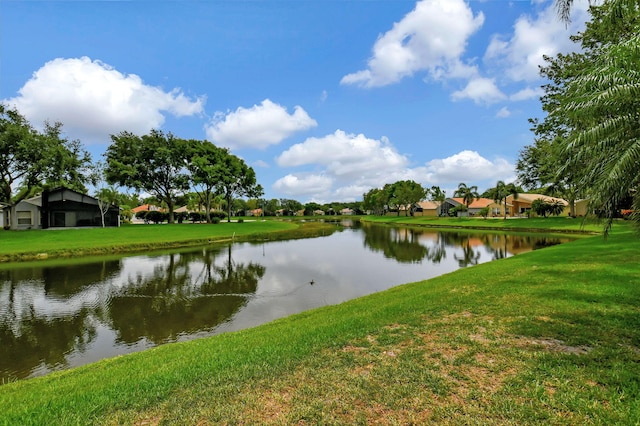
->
[0,225,573,382]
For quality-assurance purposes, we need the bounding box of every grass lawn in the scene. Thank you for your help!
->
[0,220,300,262]
[0,220,638,424]
[361,215,604,234]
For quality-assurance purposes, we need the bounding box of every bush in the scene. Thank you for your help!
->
[189,212,203,223]
[237,219,244,223]
[146,210,165,224]
[211,217,221,224]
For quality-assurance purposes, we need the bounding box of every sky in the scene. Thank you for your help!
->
[1,0,592,203]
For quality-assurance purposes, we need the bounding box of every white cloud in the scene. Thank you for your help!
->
[274,130,421,201]
[273,174,333,197]
[341,0,484,87]
[451,77,505,105]
[205,99,317,150]
[4,57,205,144]
[277,130,408,177]
[496,107,512,118]
[425,150,514,185]
[484,1,589,82]
[510,86,544,101]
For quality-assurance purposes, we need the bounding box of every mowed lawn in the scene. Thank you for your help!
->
[362,215,604,234]
[0,220,638,424]
[0,221,298,261]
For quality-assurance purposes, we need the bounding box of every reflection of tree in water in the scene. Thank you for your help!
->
[361,224,428,263]
[109,245,265,345]
[0,307,95,381]
[0,260,120,382]
[453,242,481,267]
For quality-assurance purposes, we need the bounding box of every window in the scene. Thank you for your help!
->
[17,211,32,225]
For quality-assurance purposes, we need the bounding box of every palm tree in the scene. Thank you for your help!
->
[491,180,519,219]
[454,183,479,217]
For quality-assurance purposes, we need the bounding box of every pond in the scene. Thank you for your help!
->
[0,222,574,383]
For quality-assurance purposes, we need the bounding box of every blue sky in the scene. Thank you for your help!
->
[1,0,591,203]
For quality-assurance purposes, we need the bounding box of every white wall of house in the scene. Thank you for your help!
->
[0,210,4,227]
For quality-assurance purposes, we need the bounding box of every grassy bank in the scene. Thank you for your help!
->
[0,221,638,424]
[361,215,604,234]
[0,221,304,263]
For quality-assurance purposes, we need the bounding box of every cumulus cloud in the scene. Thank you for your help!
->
[273,174,334,197]
[273,130,420,201]
[205,99,317,150]
[341,0,484,88]
[4,57,205,144]
[277,130,408,177]
[425,150,514,185]
[484,1,589,82]
[451,77,505,105]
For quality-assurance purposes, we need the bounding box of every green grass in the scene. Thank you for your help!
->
[0,221,638,424]
[361,215,605,234]
[0,221,300,262]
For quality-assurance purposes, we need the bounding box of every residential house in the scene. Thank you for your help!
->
[442,197,500,217]
[412,200,443,217]
[340,208,354,215]
[2,187,120,230]
[505,194,569,217]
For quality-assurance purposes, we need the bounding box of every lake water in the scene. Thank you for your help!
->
[0,222,573,383]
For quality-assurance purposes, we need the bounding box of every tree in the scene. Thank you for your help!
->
[89,161,120,228]
[454,183,479,216]
[0,105,92,228]
[385,180,427,216]
[541,0,640,232]
[486,180,519,219]
[279,199,302,216]
[105,130,190,224]
[185,140,225,223]
[215,153,263,222]
[429,186,446,203]
[363,187,388,215]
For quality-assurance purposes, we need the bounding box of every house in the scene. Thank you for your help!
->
[442,197,499,217]
[505,193,569,217]
[132,204,163,214]
[412,200,443,217]
[340,208,354,215]
[2,187,120,230]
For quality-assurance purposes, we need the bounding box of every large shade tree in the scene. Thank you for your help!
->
[105,130,190,224]
[214,152,263,222]
[385,180,427,216]
[185,140,226,223]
